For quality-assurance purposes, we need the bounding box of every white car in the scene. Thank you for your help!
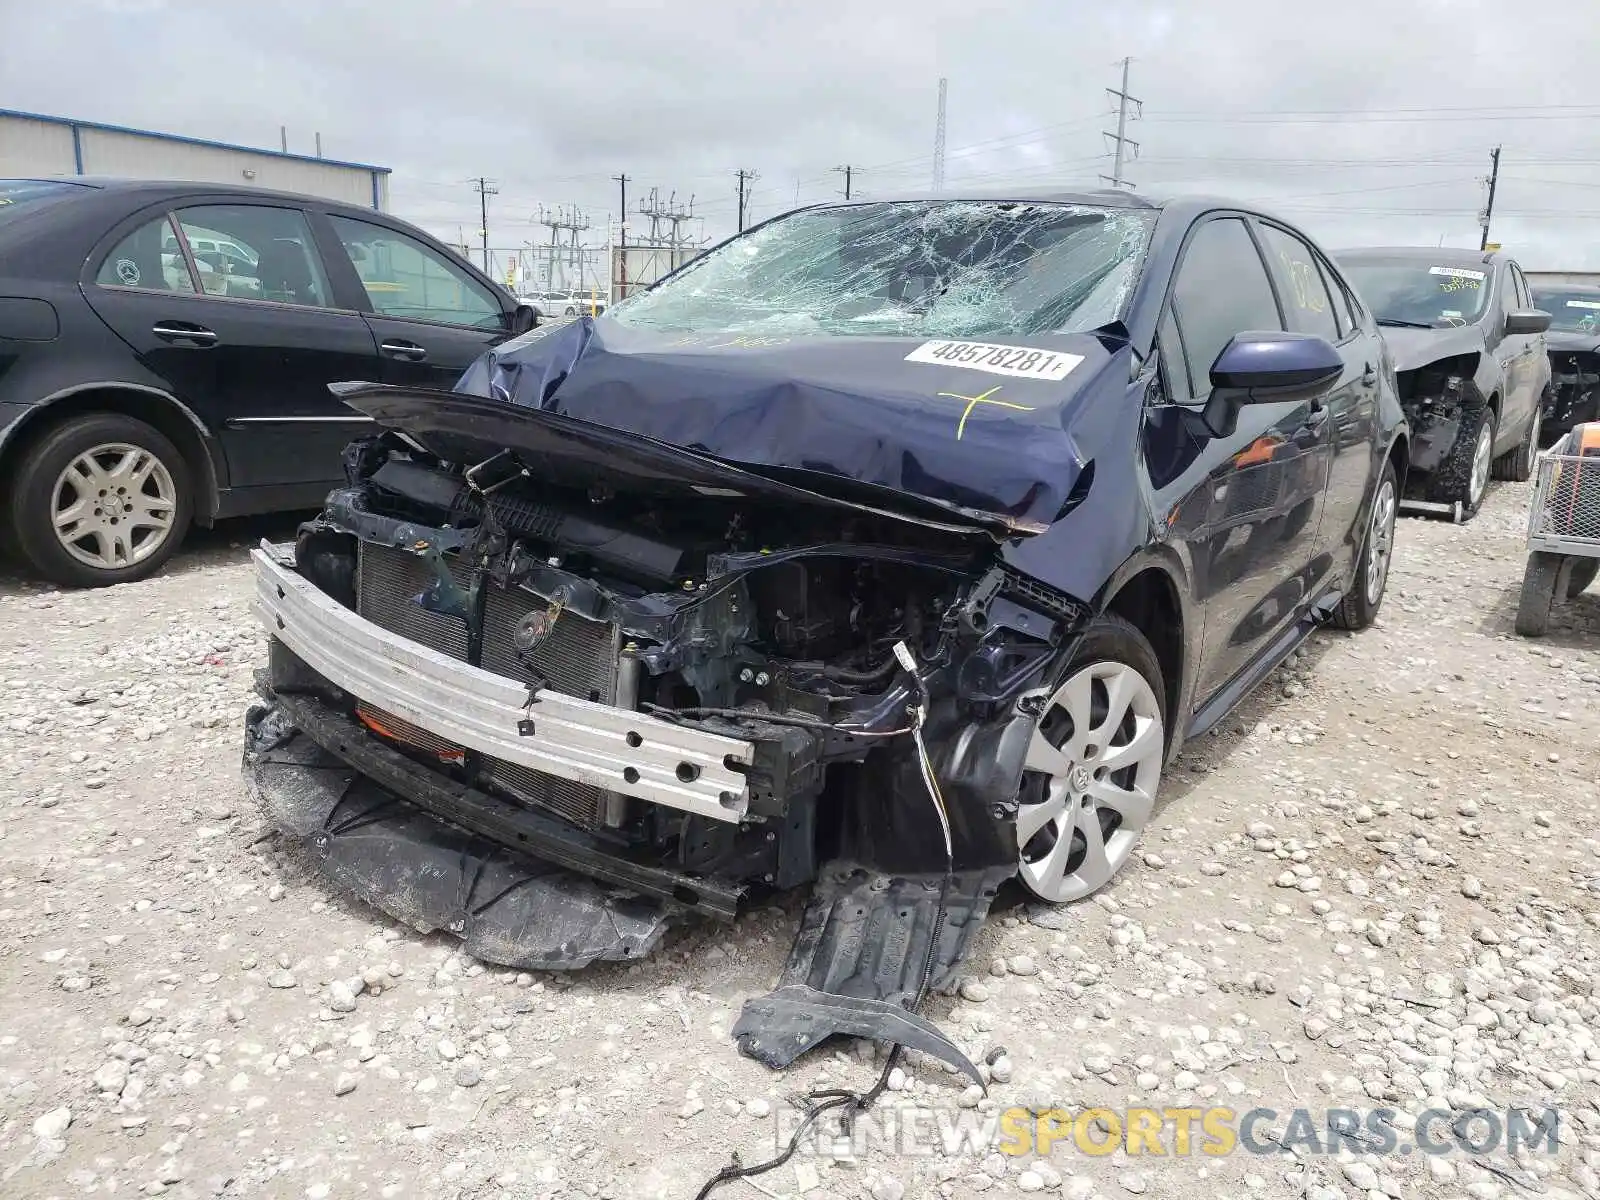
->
[520,290,607,318]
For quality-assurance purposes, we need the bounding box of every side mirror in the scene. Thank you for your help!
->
[1200,331,1343,439]
[509,303,540,335]
[1505,309,1551,336]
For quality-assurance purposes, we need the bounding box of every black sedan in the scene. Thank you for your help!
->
[247,187,1412,1019]
[1530,282,1600,436]
[1337,247,1550,520]
[0,177,536,587]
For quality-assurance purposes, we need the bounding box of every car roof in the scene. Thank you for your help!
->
[1333,245,1504,268]
[3,175,383,215]
[1531,281,1600,294]
[783,188,1335,236]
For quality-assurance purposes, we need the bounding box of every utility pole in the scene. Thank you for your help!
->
[832,165,858,200]
[472,177,498,271]
[612,174,630,299]
[932,78,948,192]
[1479,145,1502,252]
[735,169,759,232]
[1100,58,1143,189]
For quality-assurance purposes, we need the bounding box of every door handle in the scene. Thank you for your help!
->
[152,322,217,346]
[380,340,428,362]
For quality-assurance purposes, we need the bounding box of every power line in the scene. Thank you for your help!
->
[832,165,859,200]
[932,78,948,192]
[471,177,498,272]
[1101,58,1142,189]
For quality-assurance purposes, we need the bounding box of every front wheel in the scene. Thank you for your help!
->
[1429,403,1495,520]
[1014,614,1167,904]
[1493,401,1542,483]
[9,413,191,588]
[1332,458,1398,631]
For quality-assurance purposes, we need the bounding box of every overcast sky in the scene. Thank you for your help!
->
[5,0,1600,269]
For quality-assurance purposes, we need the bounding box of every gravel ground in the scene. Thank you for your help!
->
[1,482,1598,1200]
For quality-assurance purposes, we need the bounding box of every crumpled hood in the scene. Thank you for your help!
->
[1380,323,1486,373]
[452,317,1121,529]
[1545,330,1600,355]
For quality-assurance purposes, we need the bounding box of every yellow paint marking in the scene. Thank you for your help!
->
[935,385,1037,440]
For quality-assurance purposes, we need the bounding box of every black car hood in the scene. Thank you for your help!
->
[1545,330,1600,355]
[334,387,1041,538]
[1381,323,1487,373]
[439,316,1120,531]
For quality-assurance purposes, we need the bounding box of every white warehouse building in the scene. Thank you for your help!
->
[0,108,390,210]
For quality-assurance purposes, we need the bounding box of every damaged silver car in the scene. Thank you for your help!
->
[245,191,1406,1077]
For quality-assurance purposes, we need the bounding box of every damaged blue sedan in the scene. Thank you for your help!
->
[243,189,1408,1077]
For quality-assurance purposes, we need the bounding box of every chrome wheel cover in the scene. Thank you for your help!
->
[50,443,178,571]
[1365,476,1397,607]
[1016,660,1164,903]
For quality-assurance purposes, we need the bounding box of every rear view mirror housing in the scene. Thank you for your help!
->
[1505,309,1551,336]
[509,303,540,335]
[1200,331,1343,439]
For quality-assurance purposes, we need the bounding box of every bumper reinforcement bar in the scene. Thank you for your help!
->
[251,543,754,823]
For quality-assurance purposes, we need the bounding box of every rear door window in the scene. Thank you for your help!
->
[1257,224,1342,343]
[172,204,333,308]
[95,214,198,293]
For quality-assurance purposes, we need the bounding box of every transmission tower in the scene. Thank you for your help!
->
[1100,58,1143,189]
[932,78,948,192]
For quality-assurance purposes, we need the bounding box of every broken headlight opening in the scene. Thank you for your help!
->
[243,430,1088,1084]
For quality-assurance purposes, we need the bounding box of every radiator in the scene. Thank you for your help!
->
[354,541,621,829]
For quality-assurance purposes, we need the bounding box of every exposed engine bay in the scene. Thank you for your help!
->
[244,410,1089,1078]
[1393,355,1490,499]
[1547,347,1600,434]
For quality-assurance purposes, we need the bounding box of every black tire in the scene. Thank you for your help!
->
[1515,551,1565,637]
[1332,458,1399,632]
[9,413,192,588]
[1493,402,1542,483]
[1568,559,1598,599]
[1427,401,1495,520]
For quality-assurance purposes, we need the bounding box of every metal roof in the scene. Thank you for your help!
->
[0,107,392,175]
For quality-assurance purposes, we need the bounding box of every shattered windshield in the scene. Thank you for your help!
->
[1339,257,1491,328]
[608,200,1157,339]
[1532,290,1600,333]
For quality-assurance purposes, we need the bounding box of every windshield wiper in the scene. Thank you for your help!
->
[1375,318,1435,330]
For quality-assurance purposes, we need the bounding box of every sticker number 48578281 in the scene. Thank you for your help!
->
[904,340,1084,381]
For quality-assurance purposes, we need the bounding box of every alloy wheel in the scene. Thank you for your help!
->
[50,443,178,571]
[1523,408,1543,475]
[1016,660,1164,903]
[1364,476,1397,607]
[1469,421,1494,508]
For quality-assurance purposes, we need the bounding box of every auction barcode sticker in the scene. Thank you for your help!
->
[1429,266,1486,281]
[904,340,1084,381]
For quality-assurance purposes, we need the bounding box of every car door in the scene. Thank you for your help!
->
[1161,216,1333,706]
[84,200,382,497]
[316,212,517,390]
[1509,262,1546,433]
[1489,263,1530,444]
[1255,222,1374,568]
